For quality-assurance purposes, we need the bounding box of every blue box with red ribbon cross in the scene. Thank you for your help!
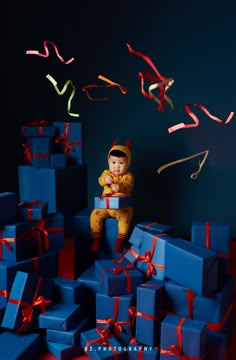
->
[96,292,136,346]
[1,270,54,332]
[18,200,48,221]
[94,196,132,209]
[21,121,56,137]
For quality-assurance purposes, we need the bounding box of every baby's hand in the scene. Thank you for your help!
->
[111,183,119,193]
[105,175,113,184]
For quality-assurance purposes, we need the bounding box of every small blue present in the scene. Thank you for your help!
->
[18,200,48,221]
[2,271,54,332]
[165,237,219,296]
[0,192,17,226]
[160,314,207,360]
[94,196,132,209]
[39,303,83,331]
[135,279,165,346]
[46,317,90,346]
[0,331,41,360]
[96,292,136,346]
[21,121,56,137]
[95,258,144,296]
[53,121,84,165]
[80,327,127,360]
[53,276,85,304]
[29,137,54,167]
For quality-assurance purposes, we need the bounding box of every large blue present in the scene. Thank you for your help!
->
[2,271,54,332]
[46,340,84,360]
[53,121,84,165]
[21,121,56,137]
[0,221,36,261]
[53,276,85,304]
[95,257,144,296]
[165,237,219,296]
[96,292,136,346]
[164,276,234,334]
[135,279,165,346]
[46,317,90,345]
[29,137,54,167]
[0,192,17,226]
[94,196,132,209]
[18,164,87,214]
[80,327,127,360]
[125,230,174,280]
[0,331,41,359]
[39,302,83,331]
[160,314,207,360]
[18,200,48,221]
[127,340,160,360]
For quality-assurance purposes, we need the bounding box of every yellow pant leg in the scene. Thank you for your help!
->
[90,208,111,233]
[109,208,133,236]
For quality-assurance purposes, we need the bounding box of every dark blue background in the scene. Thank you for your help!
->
[6,0,236,239]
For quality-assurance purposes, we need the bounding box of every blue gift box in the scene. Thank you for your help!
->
[46,317,90,345]
[18,200,48,221]
[0,331,41,359]
[0,221,36,261]
[0,296,7,323]
[96,293,135,346]
[29,137,54,167]
[50,153,66,169]
[0,192,17,226]
[160,314,207,360]
[53,121,84,165]
[80,327,127,360]
[39,302,83,331]
[2,271,54,332]
[125,230,173,281]
[136,221,172,233]
[127,342,160,360]
[135,279,165,346]
[94,196,132,209]
[164,276,234,334]
[41,212,65,252]
[53,276,85,304]
[95,258,144,296]
[21,122,56,137]
[206,330,231,360]
[18,164,87,214]
[46,340,84,360]
[165,237,219,296]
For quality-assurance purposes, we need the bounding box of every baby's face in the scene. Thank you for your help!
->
[108,155,128,175]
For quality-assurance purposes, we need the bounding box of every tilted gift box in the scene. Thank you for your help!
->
[53,276,85,305]
[160,314,207,360]
[80,327,127,360]
[2,271,54,332]
[53,121,84,165]
[18,200,48,221]
[0,331,41,360]
[165,237,219,296]
[164,276,234,334]
[18,164,87,214]
[136,221,172,234]
[0,192,17,226]
[0,221,37,261]
[95,257,144,296]
[96,292,136,346]
[21,121,56,137]
[46,317,90,346]
[125,230,174,281]
[94,196,132,209]
[39,302,83,331]
[135,279,165,346]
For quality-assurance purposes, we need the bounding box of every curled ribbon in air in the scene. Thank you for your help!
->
[82,75,127,101]
[26,40,75,64]
[46,74,79,117]
[126,42,174,111]
[157,150,209,179]
[168,103,234,133]
[149,78,175,110]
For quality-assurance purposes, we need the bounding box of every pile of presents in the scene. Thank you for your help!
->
[0,120,234,359]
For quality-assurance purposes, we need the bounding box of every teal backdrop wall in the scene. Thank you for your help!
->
[6,0,236,239]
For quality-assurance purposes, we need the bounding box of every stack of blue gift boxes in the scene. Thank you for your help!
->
[0,120,234,359]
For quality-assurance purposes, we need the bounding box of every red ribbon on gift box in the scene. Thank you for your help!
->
[207,301,234,331]
[32,153,51,160]
[85,327,119,358]
[0,289,8,298]
[160,317,207,360]
[205,221,229,259]
[54,122,83,161]
[0,227,30,260]
[8,276,51,333]
[22,120,49,136]
[22,143,32,164]
[18,200,47,221]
